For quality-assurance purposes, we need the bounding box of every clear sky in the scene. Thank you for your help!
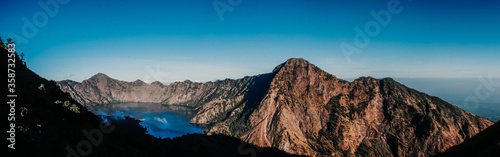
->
[1,0,499,83]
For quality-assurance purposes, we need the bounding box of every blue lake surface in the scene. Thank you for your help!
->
[88,102,204,139]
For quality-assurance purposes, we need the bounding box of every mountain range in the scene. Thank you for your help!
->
[1,45,297,157]
[57,58,495,156]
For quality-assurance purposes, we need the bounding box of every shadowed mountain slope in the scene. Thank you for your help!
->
[436,121,500,157]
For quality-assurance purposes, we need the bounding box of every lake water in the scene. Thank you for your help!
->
[87,102,204,139]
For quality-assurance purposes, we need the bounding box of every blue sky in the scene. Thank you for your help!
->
[1,0,500,83]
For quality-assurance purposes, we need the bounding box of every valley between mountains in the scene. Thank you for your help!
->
[57,58,494,156]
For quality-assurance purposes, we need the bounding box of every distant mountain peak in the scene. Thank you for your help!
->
[285,57,308,64]
[151,81,163,86]
[272,58,304,73]
[132,79,146,85]
[90,73,110,80]
[273,58,313,72]
[271,58,339,84]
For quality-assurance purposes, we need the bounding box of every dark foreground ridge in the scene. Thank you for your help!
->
[1,47,301,157]
[436,120,500,157]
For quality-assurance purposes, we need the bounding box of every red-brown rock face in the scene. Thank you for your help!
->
[58,58,493,156]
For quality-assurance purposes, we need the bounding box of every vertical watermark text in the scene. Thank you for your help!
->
[7,41,17,149]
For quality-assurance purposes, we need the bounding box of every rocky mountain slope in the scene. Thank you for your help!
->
[1,43,297,157]
[58,58,494,156]
[58,73,254,107]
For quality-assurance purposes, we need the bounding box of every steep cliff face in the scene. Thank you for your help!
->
[212,58,492,156]
[58,74,253,107]
[236,58,350,155]
[308,76,493,156]
[57,58,494,156]
[58,74,167,104]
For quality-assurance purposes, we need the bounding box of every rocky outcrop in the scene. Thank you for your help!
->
[57,58,494,156]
